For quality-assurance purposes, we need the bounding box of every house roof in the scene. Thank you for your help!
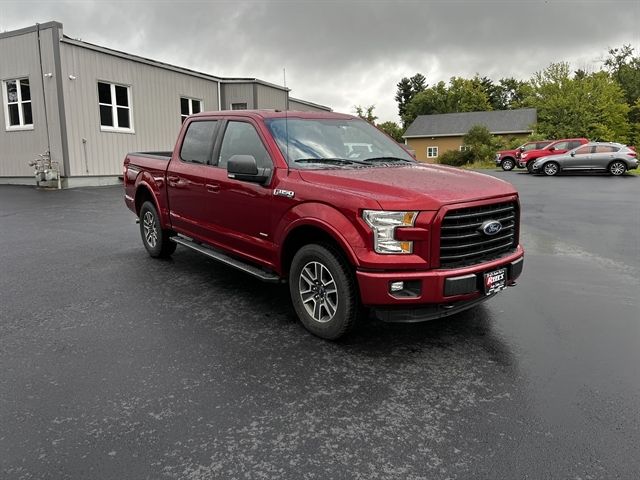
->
[403,108,537,138]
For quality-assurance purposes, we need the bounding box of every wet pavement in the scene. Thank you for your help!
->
[0,171,638,479]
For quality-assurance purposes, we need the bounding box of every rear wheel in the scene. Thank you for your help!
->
[289,244,359,340]
[543,161,560,176]
[139,201,177,258]
[609,161,627,176]
[501,158,515,171]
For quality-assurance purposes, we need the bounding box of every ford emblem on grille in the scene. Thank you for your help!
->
[481,220,502,236]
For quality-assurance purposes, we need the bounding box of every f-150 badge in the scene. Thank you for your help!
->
[274,189,295,199]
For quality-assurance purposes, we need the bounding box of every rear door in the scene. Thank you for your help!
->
[591,145,619,170]
[166,119,219,238]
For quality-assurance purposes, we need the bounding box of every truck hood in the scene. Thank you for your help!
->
[298,164,517,210]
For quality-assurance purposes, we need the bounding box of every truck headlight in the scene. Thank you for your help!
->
[362,210,417,254]
[521,153,528,159]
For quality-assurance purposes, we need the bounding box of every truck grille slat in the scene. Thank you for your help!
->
[439,202,518,268]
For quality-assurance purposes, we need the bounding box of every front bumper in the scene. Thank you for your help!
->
[356,246,524,322]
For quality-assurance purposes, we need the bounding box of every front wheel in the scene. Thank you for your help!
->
[526,161,536,173]
[139,201,177,258]
[501,158,515,171]
[289,244,360,340]
[543,161,560,176]
[609,161,627,176]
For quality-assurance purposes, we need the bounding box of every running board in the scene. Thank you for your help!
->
[170,236,281,283]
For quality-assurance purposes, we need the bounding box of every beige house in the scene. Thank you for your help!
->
[403,109,536,163]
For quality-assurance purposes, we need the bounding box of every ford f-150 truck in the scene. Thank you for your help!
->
[124,110,524,339]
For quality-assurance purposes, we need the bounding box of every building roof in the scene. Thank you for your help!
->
[403,108,537,138]
[288,97,333,112]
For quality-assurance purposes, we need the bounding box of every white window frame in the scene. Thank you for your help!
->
[2,77,34,131]
[180,97,203,123]
[230,102,248,110]
[459,145,470,152]
[98,81,134,133]
[427,146,438,158]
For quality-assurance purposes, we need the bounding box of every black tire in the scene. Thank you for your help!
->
[139,201,177,258]
[608,160,627,176]
[526,161,536,173]
[501,158,515,171]
[543,161,560,176]
[289,244,360,340]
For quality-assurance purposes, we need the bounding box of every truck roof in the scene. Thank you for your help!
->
[190,110,354,121]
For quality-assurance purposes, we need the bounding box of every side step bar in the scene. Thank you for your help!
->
[170,235,281,283]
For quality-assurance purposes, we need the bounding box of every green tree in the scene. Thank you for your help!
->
[525,62,630,142]
[395,73,427,127]
[604,45,640,144]
[377,121,404,142]
[403,77,491,127]
[353,104,378,124]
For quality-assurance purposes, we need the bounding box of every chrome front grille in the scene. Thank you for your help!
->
[439,202,518,268]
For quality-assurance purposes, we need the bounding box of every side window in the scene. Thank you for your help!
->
[231,103,248,110]
[574,145,592,155]
[595,145,617,153]
[568,141,583,149]
[218,121,272,169]
[180,120,218,164]
[552,141,569,150]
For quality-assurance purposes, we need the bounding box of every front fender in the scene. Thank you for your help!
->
[274,202,367,268]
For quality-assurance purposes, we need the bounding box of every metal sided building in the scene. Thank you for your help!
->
[0,21,331,187]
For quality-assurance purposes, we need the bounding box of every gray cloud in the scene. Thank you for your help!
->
[1,0,638,122]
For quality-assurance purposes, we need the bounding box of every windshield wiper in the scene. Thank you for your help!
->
[294,157,369,165]
[364,156,414,163]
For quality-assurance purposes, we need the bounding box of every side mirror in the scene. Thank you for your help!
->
[227,155,271,184]
[519,147,525,152]
[570,152,575,157]
[548,147,556,152]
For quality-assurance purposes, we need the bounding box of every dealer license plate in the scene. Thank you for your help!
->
[484,268,507,296]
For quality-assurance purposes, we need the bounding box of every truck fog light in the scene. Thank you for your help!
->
[390,281,404,292]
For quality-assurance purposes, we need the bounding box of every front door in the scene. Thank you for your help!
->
[201,119,276,268]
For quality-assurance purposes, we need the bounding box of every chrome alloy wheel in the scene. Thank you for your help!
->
[610,161,626,176]
[544,162,558,176]
[143,211,158,248]
[299,261,338,323]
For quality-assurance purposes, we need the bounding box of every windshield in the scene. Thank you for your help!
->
[265,117,415,168]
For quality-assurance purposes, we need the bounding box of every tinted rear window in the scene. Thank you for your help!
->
[180,121,218,164]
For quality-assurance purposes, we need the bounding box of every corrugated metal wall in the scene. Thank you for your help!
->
[220,83,254,110]
[0,27,64,177]
[59,42,220,177]
[256,84,287,110]
[288,99,329,112]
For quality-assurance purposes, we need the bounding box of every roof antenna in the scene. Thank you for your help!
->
[284,67,290,175]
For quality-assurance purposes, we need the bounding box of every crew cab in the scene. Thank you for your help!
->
[518,138,589,172]
[495,140,551,171]
[124,110,524,340]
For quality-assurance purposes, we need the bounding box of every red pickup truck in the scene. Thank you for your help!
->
[124,110,524,339]
[495,140,552,171]
[518,138,589,172]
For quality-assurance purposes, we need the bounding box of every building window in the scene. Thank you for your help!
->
[180,97,202,123]
[231,102,248,110]
[98,81,133,132]
[3,78,33,130]
[459,145,470,151]
[427,146,438,158]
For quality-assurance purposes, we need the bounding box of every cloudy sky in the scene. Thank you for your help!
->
[1,0,639,122]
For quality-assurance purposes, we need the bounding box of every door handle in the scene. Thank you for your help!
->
[206,183,220,193]
[167,175,180,186]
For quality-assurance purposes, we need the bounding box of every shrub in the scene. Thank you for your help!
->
[439,149,474,166]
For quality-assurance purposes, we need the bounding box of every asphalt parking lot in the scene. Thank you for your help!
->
[1,171,639,479]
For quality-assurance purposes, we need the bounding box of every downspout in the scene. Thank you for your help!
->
[217,80,221,111]
[35,23,52,156]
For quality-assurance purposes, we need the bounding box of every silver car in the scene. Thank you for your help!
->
[531,142,638,176]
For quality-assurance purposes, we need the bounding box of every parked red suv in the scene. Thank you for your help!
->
[495,140,552,171]
[518,138,589,172]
